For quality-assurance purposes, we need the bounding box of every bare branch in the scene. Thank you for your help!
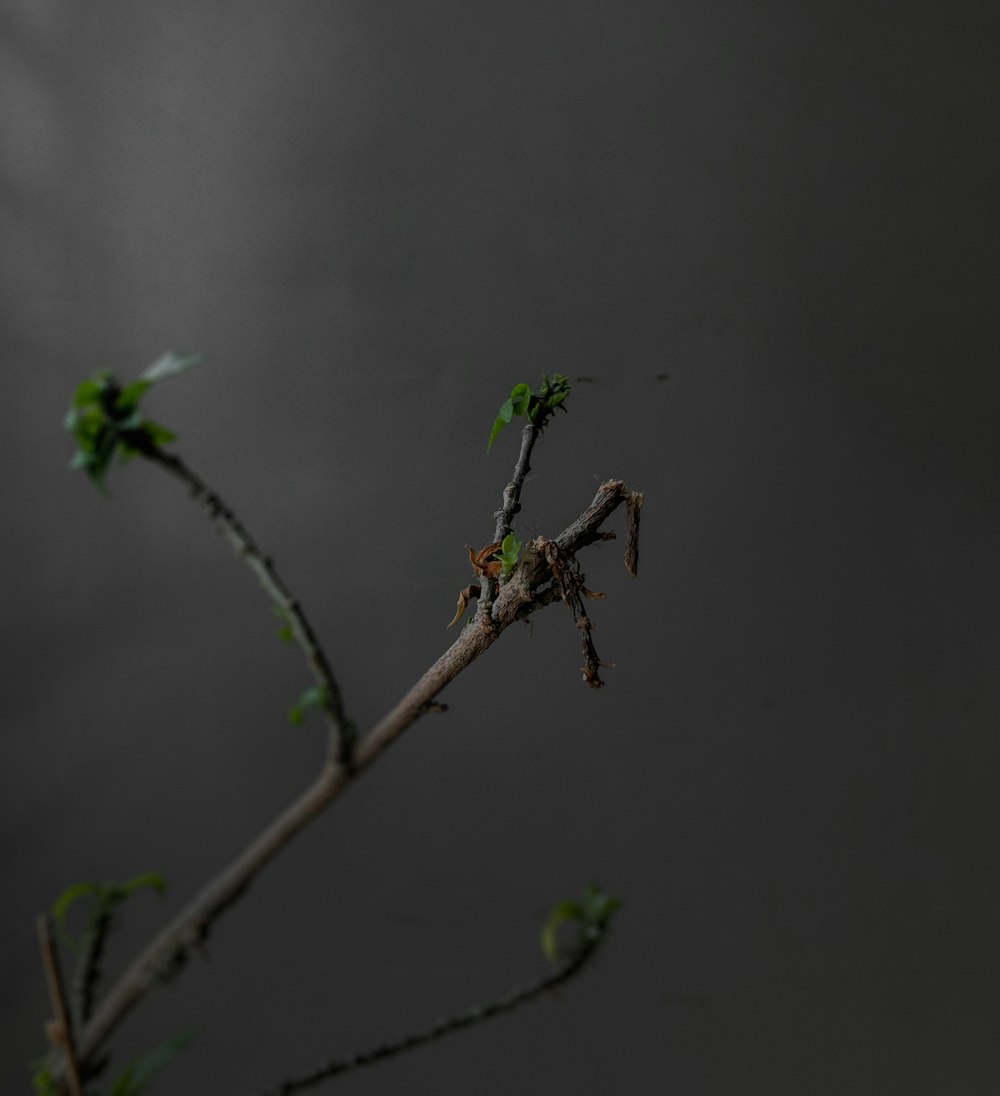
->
[37,915,85,1096]
[262,930,610,1094]
[143,448,354,766]
[493,421,540,545]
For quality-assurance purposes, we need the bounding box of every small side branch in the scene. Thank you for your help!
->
[38,915,85,1096]
[538,538,608,687]
[69,901,114,1034]
[144,448,354,766]
[262,932,609,1095]
[493,421,540,545]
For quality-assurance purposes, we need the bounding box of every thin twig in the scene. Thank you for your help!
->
[143,448,354,767]
[37,915,85,1096]
[493,421,541,545]
[263,933,608,1094]
[75,478,640,1068]
[70,902,114,1033]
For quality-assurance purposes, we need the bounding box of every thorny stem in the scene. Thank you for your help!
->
[72,477,641,1074]
[143,448,354,767]
[263,930,609,1094]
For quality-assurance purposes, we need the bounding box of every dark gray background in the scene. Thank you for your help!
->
[3,2,998,1093]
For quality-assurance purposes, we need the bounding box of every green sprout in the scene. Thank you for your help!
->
[492,532,523,578]
[541,883,621,965]
[487,373,571,451]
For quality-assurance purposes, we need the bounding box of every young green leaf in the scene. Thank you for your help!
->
[487,395,515,451]
[509,382,532,415]
[541,899,584,964]
[487,374,573,451]
[273,604,295,643]
[52,872,166,954]
[52,881,104,949]
[493,532,523,578]
[109,872,167,902]
[29,1060,58,1096]
[140,351,203,385]
[289,684,329,726]
[541,883,621,964]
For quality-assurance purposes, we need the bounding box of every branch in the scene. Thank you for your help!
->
[493,420,541,545]
[74,479,641,1068]
[38,915,85,1096]
[262,931,610,1094]
[142,447,354,766]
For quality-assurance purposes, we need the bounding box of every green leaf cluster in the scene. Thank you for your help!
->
[492,532,522,578]
[487,373,571,451]
[541,883,621,965]
[65,352,201,490]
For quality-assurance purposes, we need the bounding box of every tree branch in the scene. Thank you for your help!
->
[493,420,541,545]
[38,915,85,1096]
[142,448,354,766]
[73,478,641,1070]
[262,929,610,1094]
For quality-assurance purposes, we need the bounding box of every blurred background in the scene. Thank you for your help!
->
[2,2,998,1093]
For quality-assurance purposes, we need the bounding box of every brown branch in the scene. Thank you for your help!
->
[625,490,644,577]
[37,915,85,1096]
[74,479,640,1069]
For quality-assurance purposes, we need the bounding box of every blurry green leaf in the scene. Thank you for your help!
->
[140,351,203,385]
[541,900,584,964]
[118,379,153,407]
[541,883,620,964]
[140,420,177,447]
[509,382,531,415]
[289,684,328,726]
[52,881,103,949]
[67,355,199,489]
[108,1029,199,1096]
[273,605,295,643]
[52,874,166,950]
[109,872,167,902]
[581,883,621,928]
[73,377,107,407]
[29,1060,58,1096]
